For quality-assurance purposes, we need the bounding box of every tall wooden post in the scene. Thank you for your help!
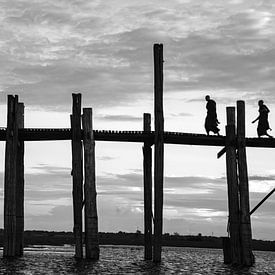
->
[237,101,254,266]
[82,108,99,259]
[225,107,241,265]
[143,113,152,260]
[4,95,19,257]
[153,44,164,263]
[71,93,83,259]
[15,102,25,256]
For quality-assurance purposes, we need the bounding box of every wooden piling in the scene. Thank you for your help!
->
[222,237,232,264]
[225,107,241,265]
[82,108,99,259]
[153,44,164,263]
[71,93,83,259]
[237,101,254,266]
[143,113,152,260]
[4,95,19,257]
[15,103,25,256]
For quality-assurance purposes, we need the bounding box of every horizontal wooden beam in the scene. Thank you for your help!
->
[245,138,275,148]
[20,128,71,141]
[1,128,275,148]
[165,132,225,146]
[1,128,224,145]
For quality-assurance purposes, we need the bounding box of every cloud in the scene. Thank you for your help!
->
[169,112,193,118]
[0,1,275,108]
[249,175,275,181]
[30,164,71,175]
[0,166,274,238]
[97,114,142,122]
[97,156,116,161]
[0,1,275,240]
[24,205,73,231]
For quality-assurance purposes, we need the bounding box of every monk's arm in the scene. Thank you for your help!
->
[252,116,259,123]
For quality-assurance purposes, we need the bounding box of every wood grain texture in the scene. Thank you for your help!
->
[143,113,152,260]
[82,108,99,259]
[71,93,83,259]
[237,101,254,266]
[4,95,19,257]
[153,44,164,263]
[15,103,24,256]
[225,107,241,265]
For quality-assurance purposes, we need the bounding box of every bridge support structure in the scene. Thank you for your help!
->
[3,94,100,260]
[4,95,25,257]
[153,43,164,263]
[83,107,99,260]
[143,113,153,260]
[237,101,254,266]
[223,102,254,266]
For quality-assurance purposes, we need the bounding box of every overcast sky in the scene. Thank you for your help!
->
[0,0,274,240]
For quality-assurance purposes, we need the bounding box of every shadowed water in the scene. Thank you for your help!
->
[0,246,274,274]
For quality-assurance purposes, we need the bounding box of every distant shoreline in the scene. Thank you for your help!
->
[0,230,274,252]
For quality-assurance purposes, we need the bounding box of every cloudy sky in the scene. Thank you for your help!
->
[0,0,274,240]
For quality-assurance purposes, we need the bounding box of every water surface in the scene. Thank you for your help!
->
[0,246,274,274]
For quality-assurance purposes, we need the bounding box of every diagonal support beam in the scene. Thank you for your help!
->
[217,146,227,159]
[250,188,275,216]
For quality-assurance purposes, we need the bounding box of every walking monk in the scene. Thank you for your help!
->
[204,95,220,135]
[252,100,273,138]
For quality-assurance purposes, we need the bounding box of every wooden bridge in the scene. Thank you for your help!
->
[1,44,274,267]
[1,127,275,147]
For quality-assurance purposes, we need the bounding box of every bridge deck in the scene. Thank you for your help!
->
[0,128,275,148]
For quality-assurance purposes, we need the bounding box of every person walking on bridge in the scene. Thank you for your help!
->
[252,100,273,138]
[204,95,220,136]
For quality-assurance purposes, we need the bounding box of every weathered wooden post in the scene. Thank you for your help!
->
[143,113,152,260]
[153,43,164,263]
[4,95,19,257]
[222,237,231,264]
[71,93,83,259]
[82,108,99,259]
[225,107,241,265]
[15,102,25,256]
[237,101,254,266]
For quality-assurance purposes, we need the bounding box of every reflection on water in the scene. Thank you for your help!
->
[0,246,274,274]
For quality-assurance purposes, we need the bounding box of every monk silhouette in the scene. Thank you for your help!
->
[204,95,220,135]
[252,100,273,138]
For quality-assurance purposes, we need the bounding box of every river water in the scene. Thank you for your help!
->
[0,246,274,274]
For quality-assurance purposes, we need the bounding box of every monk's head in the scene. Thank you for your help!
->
[205,95,210,101]
[258,100,264,106]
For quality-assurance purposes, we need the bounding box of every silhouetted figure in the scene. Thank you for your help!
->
[205,95,220,135]
[252,100,273,138]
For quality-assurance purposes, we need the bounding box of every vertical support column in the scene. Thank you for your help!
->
[237,100,254,266]
[15,103,25,256]
[82,108,99,260]
[225,107,241,265]
[153,43,164,263]
[222,237,231,264]
[4,95,19,257]
[71,93,83,259]
[143,113,152,260]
